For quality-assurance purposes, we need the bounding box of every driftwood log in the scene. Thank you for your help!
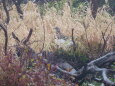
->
[56,52,115,85]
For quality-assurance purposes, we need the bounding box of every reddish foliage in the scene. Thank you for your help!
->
[0,51,74,86]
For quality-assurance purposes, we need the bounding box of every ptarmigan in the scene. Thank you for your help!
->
[53,27,73,50]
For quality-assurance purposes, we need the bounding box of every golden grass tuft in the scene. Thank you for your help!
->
[0,2,115,55]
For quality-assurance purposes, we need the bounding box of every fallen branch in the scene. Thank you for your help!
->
[56,52,115,85]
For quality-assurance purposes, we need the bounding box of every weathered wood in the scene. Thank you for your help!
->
[56,52,115,85]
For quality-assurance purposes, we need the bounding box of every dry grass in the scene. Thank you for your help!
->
[0,1,115,86]
[0,1,115,56]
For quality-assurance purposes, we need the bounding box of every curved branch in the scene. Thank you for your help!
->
[2,0,10,23]
[102,69,115,85]
[12,32,20,42]
[93,78,103,83]
[0,24,8,55]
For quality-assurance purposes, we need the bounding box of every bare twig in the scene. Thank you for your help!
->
[2,0,10,23]
[100,32,107,55]
[99,22,113,56]
[84,27,92,53]
[0,24,8,55]
[40,17,45,53]
[23,29,33,44]
[71,28,77,52]
[12,0,23,19]
[12,32,20,42]
[27,40,44,45]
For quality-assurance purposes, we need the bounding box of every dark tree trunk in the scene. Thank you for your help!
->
[90,0,100,19]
